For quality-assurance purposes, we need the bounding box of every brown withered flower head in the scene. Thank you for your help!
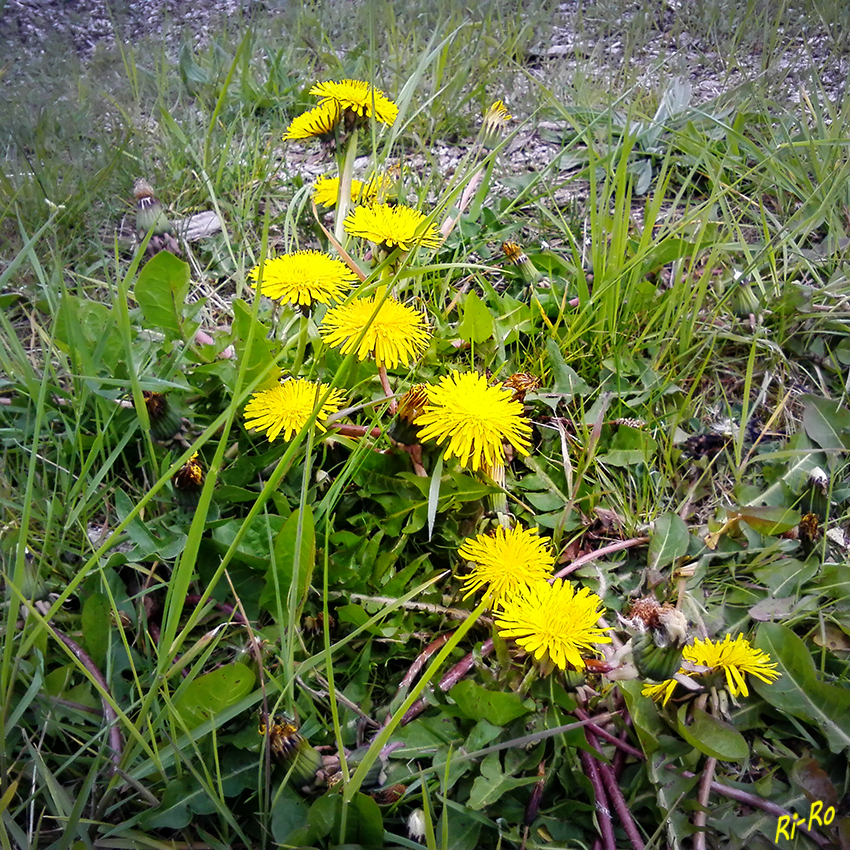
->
[501,372,541,403]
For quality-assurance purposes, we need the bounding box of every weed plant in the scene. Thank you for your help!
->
[2,1,850,848]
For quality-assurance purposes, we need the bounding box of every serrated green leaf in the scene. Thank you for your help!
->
[545,338,590,396]
[449,680,532,726]
[134,250,191,340]
[230,299,280,393]
[457,290,494,344]
[468,751,540,810]
[173,662,255,730]
[731,505,801,536]
[801,395,850,461]
[260,506,315,616]
[648,513,690,570]
[753,623,850,753]
[675,704,749,761]
[81,593,110,669]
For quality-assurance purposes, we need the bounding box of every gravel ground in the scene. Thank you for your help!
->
[0,0,264,58]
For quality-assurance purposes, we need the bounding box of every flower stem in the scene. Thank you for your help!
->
[334,127,359,244]
[292,311,309,376]
[378,364,397,414]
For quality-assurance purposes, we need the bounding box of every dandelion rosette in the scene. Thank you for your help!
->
[642,633,780,705]
[283,100,341,141]
[416,371,532,472]
[249,250,356,308]
[244,379,345,442]
[310,79,398,126]
[458,525,554,604]
[319,286,431,369]
[495,579,611,671]
[344,204,441,252]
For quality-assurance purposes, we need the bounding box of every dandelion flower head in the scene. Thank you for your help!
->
[459,525,554,604]
[244,379,345,442]
[495,579,611,671]
[312,172,393,209]
[310,79,398,126]
[283,100,341,141]
[483,100,512,145]
[642,633,780,706]
[249,251,356,307]
[344,204,441,252]
[319,286,431,369]
[416,371,532,472]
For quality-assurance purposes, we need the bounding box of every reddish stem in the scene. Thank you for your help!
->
[554,537,649,579]
[401,638,494,725]
[579,747,616,850]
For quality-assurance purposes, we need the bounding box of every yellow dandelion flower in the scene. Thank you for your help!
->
[312,174,390,209]
[641,633,780,706]
[313,175,365,209]
[416,371,532,472]
[319,286,431,369]
[483,100,512,147]
[495,579,611,671]
[458,525,554,604]
[248,250,356,307]
[244,379,345,442]
[283,101,341,140]
[344,204,441,252]
[310,79,398,126]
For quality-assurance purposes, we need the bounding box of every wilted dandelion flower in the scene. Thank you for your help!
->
[416,371,532,472]
[249,251,356,308]
[173,452,205,508]
[319,286,431,369]
[244,379,345,442]
[495,579,611,671]
[344,204,441,252]
[283,100,341,141]
[642,633,780,706]
[310,79,398,126]
[501,372,541,403]
[458,525,554,604]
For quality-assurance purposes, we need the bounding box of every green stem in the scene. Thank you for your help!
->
[291,311,309,377]
[334,127,359,244]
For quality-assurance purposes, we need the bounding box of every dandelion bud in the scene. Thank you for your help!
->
[134,178,172,236]
[142,391,182,440]
[501,240,540,284]
[173,452,205,509]
[259,716,326,795]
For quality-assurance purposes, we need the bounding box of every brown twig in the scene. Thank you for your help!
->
[553,536,650,579]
